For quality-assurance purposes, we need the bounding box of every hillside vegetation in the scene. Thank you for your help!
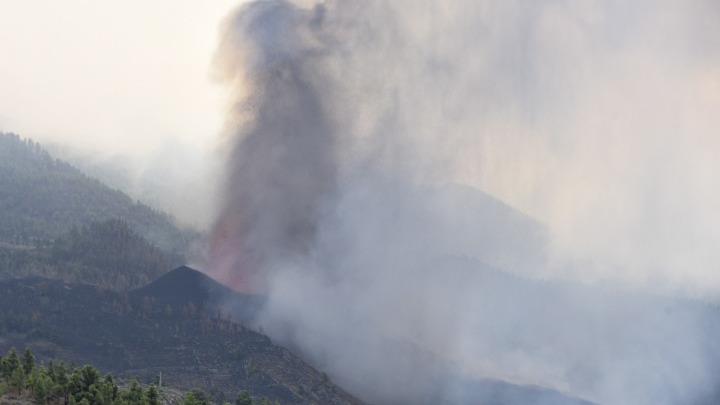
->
[0,133,196,290]
[0,270,361,405]
[0,133,196,253]
[0,133,364,404]
[0,219,184,291]
[0,347,280,405]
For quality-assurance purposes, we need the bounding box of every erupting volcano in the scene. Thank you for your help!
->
[206,0,720,404]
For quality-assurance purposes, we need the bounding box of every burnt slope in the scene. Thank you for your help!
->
[129,265,265,324]
[131,265,235,307]
[7,264,715,404]
[0,270,359,405]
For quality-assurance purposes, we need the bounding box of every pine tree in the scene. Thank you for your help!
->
[236,390,253,405]
[22,347,35,376]
[103,373,118,402]
[147,384,160,405]
[126,380,146,404]
[55,361,69,387]
[27,364,40,394]
[2,347,20,381]
[46,359,56,382]
[34,375,48,404]
[95,377,116,405]
[10,364,25,393]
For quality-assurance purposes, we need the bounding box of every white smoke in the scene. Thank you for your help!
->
[210,1,720,403]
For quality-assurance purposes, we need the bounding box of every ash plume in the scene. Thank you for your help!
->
[210,0,338,290]
[209,1,720,404]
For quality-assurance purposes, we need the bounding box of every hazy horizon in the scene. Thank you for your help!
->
[0,0,244,228]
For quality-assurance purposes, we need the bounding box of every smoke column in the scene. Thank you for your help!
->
[210,0,339,290]
[210,0,720,403]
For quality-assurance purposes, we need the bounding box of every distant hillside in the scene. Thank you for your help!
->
[0,132,196,253]
[0,268,362,405]
[0,218,185,291]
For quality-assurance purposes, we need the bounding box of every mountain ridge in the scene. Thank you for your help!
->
[0,132,196,253]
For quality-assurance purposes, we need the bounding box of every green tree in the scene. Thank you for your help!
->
[46,359,55,382]
[54,361,69,388]
[236,390,253,405]
[21,347,35,376]
[2,347,20,381]
[147,384,160,405]
[68,364,101,403]
[93,377,116,405]
[125,380,147,405]
[185,389,210,405]
[27,364,40,394]
[34,374,48,404]
[183,391,197,405]
[10,364,25,393]
[103,374,118,402]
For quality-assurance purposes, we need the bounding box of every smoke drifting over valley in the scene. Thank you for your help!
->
[209,1,720,404]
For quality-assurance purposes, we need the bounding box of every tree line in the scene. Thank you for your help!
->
[0,347,280,405]
[0,218,184,291]
[0,346,159,405]
[0,132,196,254]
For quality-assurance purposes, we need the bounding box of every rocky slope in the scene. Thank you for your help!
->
[0,267,360,405]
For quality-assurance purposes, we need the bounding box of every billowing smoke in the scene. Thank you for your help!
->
[210,0,339,289]
[209,1,720,404]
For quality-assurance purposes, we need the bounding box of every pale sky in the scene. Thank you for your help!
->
[0,1,241,156]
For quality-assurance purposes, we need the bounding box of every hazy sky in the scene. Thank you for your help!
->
[0,1,241,156]
[0,1,250,228]
[3,0,720,291]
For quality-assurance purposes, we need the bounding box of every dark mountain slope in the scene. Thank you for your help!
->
[134,267,599,405]
[0,268,360,405]
[130,265,264,323]
[1,264,673,404]
[131,266,238,306]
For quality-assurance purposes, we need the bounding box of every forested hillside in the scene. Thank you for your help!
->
[0,132,196,290]
[0,219,184,291]
[0,133,196,253]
